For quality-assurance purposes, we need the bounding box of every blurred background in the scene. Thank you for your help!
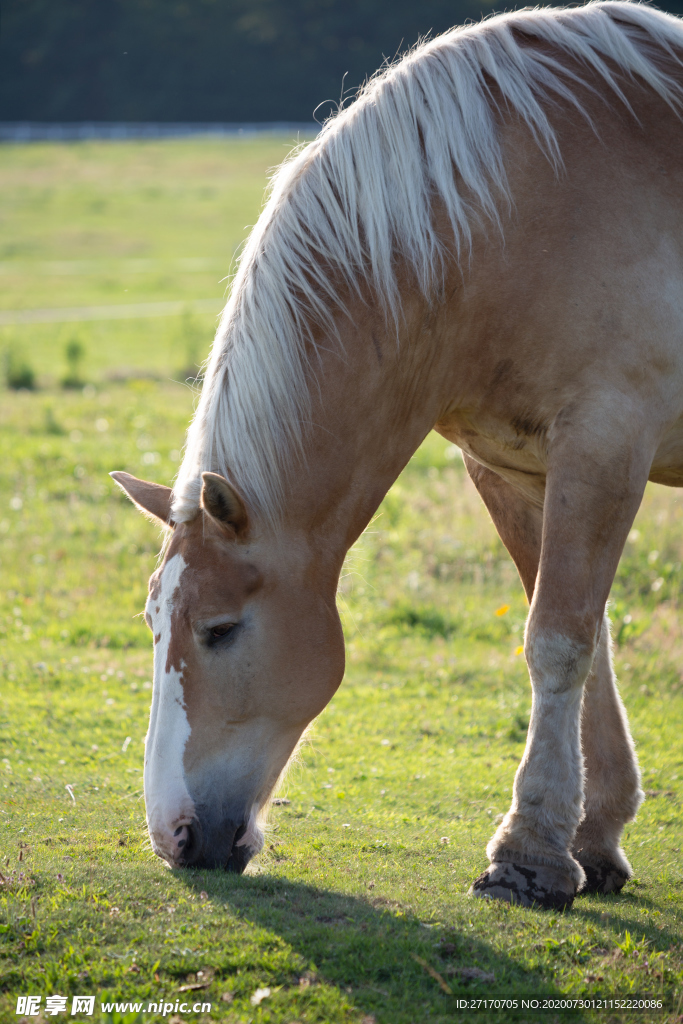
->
[2,2,683,1015]
[4,0,683,125]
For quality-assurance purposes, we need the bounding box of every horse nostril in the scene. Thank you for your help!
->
[173,823,193,859]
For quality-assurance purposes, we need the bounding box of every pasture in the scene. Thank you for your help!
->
[0,138,682,1023]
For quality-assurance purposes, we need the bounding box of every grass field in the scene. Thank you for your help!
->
[1,138,682,1024]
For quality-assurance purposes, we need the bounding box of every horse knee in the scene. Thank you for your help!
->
[525,625,597,694]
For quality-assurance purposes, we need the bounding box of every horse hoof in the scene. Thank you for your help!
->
[469,862,576,910]
[576,858,629,895]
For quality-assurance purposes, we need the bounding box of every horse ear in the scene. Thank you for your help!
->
[110,471,174,526]
[201,472,248,536]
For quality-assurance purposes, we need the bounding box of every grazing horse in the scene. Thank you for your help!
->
[113,0,683,908]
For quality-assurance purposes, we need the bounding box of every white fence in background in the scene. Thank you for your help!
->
[0,298,225,326]
[0,122,319,142]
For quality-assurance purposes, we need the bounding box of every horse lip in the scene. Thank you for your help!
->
[225,823,250,873]
[175,812,251,871]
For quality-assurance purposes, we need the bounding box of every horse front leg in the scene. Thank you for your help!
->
[572,616,643,893]
[464,431,650,909]
[464,455,644,900]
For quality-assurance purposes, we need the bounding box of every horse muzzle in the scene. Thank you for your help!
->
[151,810,257,872]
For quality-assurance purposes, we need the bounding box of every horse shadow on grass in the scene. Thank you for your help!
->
[573,889,683,957]
[173,869,589,1023]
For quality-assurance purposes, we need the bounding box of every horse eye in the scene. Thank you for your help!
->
[212,624,233,637]
[207,622,237,645]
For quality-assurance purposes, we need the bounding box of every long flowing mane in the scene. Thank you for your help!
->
[172,0,683,526]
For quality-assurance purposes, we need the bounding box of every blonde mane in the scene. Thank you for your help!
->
[172,0,683,526]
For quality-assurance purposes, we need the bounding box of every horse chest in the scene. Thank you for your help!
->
[651,416,683,486]
[436,409,548,505]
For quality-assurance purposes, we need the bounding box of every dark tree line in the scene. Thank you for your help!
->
[3,0,683,123]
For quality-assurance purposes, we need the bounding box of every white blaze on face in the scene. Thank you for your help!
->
[144,552,195,863]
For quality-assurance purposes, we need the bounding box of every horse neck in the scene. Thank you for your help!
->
[277,285,457,565]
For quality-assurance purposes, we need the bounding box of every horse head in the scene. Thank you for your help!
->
[111,470,345,871]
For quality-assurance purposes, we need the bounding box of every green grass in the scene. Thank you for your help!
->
[0,137,299,381]
[1,139,682,1024]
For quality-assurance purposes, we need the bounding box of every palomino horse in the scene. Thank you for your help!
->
[113,0,683,909]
